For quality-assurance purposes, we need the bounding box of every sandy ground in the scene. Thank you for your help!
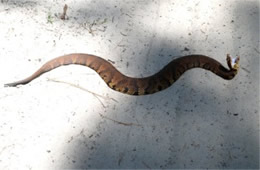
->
[0,0,259,169]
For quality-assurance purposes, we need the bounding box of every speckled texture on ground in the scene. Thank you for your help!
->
[0,0,259,169]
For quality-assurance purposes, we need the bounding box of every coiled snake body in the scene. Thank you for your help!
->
[5,53,240,95]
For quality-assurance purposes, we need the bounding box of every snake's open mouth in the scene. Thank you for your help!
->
[227,54,240,71]
[231,55,240,68]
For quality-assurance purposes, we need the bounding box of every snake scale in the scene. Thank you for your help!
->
[4,53,240,95]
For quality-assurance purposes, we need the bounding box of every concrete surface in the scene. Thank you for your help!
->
[0,0,259,169]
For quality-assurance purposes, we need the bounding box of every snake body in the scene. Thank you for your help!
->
[4,53,239,95]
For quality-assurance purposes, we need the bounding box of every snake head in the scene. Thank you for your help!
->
[226,54,240,71]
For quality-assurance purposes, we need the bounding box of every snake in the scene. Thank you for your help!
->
[4,53,240,95]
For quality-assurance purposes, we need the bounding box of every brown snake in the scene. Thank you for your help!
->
[4,53,240,95]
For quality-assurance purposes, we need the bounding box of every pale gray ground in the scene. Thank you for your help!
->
[0,0,259,169]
